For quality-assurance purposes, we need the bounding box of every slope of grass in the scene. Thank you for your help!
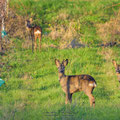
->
[0,45,120,120]
[0,0,120,120]
[10,0,120,46]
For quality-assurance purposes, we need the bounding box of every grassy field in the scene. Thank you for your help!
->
[0,0,120,120]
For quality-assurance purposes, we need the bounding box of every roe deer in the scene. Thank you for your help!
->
[112,59,120,83]
[55,59,97,107]
[26,18,42,52]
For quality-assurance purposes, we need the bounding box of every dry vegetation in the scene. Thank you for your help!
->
[48,21,80,49]
[97,9,120,44]
[5,10,26,39]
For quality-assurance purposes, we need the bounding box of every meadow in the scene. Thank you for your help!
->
[0,0,120,120]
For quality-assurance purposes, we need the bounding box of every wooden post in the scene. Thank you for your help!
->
[0,0,6,52]
[0,19,2,52]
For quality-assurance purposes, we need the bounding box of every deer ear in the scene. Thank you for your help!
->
[55,59,60,68]
[29,18,33,23]
[112,59,117,68]
[63,59,68,66]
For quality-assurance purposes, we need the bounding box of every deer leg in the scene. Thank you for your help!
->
[39,33,41,51]
[84,87,95,107]
[65,93,72,104]
[34,35,37,52]
[85,92,95,107]
[69,93,73,103]
[90,94,95,107]
[65,93,71,104]
[31,36,34,53]
[118,81,120,89]
[65,93,69,104]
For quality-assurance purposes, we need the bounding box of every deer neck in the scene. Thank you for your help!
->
[27,22,33,29]
[58,72,65,82]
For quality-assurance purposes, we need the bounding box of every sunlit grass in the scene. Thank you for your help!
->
[0,0,120,119]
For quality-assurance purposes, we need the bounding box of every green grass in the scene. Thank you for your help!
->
[0,46,120,120]
[0,0,120,119]
[10,0,120,45]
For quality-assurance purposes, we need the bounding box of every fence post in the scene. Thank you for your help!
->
[0,0,8,52]
[0,19,2,52]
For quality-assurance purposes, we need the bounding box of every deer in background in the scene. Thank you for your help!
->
[26,18,42,52]
[112,59,120,84]
[55,59,97,107]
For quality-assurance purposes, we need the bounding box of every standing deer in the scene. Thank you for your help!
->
[55,59,97,107]
[112,59,120,83]
[26,18,42,52]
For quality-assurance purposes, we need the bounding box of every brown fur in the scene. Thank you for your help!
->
[55,59,97,107]
[26,18,42,52]
[112,59,120,83]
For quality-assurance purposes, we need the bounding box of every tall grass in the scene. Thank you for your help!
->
[9,0,120,46]
[0,45,120,119]
[0,0,120,119]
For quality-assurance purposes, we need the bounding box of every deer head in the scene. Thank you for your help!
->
[25,17,34,28]
[112,59,120,83]
[55,59,68,73]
